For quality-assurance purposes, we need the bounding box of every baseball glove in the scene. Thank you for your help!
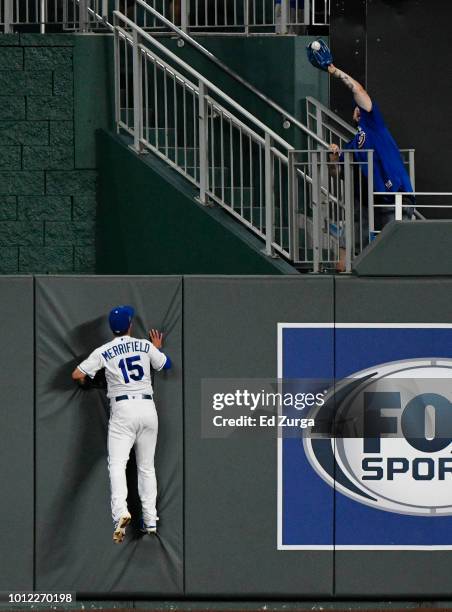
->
[306,39,333,71]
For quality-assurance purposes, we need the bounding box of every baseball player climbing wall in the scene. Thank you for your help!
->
[73,307,172,544]
[35,276,183,594]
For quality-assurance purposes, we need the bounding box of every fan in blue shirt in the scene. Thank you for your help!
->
[328,62,414,206]
[342,102,413,196]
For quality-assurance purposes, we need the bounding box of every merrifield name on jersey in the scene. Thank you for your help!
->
[102,340,150,361]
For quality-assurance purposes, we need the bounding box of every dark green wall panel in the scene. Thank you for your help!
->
[184,276,334,596]
[164,36,328,146]
[74,35,114,170]
[35,276,183,595]
[96,131,296,275]
[353,221,452,276]
[0,277,34,590]
[0,34,98,274]
[335,277,452,597]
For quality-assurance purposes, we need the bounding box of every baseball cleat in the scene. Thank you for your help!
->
[113,512,132,543]
[140,518,157,535]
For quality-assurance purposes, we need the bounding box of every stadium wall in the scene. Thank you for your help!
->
[162,35,329,147]
[0,33,327,275]
[3,274,452,598]
[96,131,297,275]
[0,34,102,274]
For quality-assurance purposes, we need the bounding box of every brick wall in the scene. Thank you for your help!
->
[0,34,96,274]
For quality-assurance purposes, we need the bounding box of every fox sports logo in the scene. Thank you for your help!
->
[304,358,452,516]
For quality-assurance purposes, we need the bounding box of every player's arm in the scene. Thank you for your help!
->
[149,329,172,370]
[72,350,104,386]
[327,64,372,112]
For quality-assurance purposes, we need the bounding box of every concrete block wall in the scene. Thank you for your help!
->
[0,34,97,274]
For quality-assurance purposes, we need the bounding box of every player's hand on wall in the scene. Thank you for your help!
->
[149,329,164,348]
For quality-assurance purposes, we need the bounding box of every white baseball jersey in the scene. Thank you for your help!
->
[78,335,167,399]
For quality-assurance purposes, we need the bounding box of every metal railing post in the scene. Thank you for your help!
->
[409,149,416,191]
[304,0,310,25]
[102,0,109,19]
[343,151,353,273]
[131,29,143,152]
[40,0,46,33]
[197,81,209,204]
[4,0,12,33]
[244,0,249,35]
[311,151,321,273]
[113,22,121,134]
[264,133,275,256]
[315,103,323,144]
[395,193,403,220]
[180,0,188,33]
[78,0,89,31]
[280,0,288,34]
[287,150,299,262]
[63,0,67,30]
[367,150,375,239]
[319,146,329,260]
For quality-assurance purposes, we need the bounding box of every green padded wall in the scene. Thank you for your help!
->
[35,276,183,595]
[184,276,334,596]
[353,221,452,276]
[2,275,452,598]
[0,277,34,590]
[335,276,452,597]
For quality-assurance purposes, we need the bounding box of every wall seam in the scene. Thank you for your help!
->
[71,46,76,272]
[333,274,337,597]
[32,275,37,590]
[365,0,368,90]
[181,275,186,596]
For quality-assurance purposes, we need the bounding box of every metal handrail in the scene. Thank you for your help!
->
[306,97,416,164]
[114,6,324,260]
[0,0,330,33]
[369,192,452,241]
[115,11,294,152]
[374,192,452,197]
[114,3,446,275]
[129,0,330,149]
[306,95,356,139]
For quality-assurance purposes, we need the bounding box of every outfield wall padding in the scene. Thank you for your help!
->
[0,277,34,590]
[34,277,183,595]
[183,276,335,596]
[334,277,452,598]
[3,275,452,598]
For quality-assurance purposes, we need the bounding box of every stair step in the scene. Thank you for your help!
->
[206,168,232,185]
[147,146,231,184]
[216,187,255,207]
[145,128,178,148]
[165,147,199,167]
[185,167,231,184]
